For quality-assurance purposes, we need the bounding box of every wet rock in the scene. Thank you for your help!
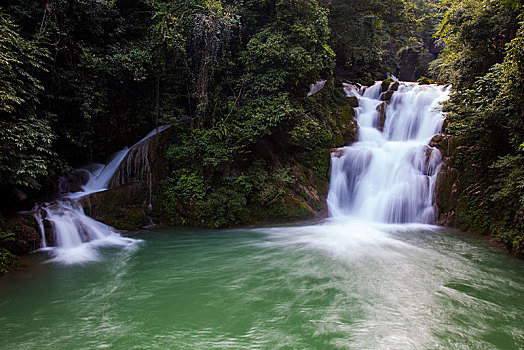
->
[80,182,149,230]
[347,96,359,107]
[334,105,358,146]
[58,170,90,194]
[375,102,387,132]
[330,148,346,158]
[3,214,41,254]
[381,90,395,101]
[434,160,460,225]
[430,134,461,158]
[390,81,400,91]
[417,76,433,85]
[381,78,394,92]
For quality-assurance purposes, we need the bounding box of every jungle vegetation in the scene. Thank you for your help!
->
[0,0,523,270]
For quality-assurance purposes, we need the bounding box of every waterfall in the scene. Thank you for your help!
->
[33,207,47,248]
[327,82,451,223]
[37,126,170,263]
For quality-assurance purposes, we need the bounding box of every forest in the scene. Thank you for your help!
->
[1,0,523,273]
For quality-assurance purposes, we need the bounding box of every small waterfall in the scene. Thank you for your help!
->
[38,126,170,263]
[33,207,47,248]
[328,82,451,223]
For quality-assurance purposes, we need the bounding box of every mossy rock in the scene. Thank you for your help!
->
[390,81,400,91]
[375,102,387,132]
[434,163,460,220]
[80,182,149,230]
[381,90,395,101]
[102,207,148,231]
[3,214,41,254]
[347,96,359,107]
[335,105,358,145]
[381,78,394,92]
[417,76,433,85]
[338,105,355,123]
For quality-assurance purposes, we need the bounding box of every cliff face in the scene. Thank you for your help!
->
[432,133,523,255]
[431,134,462,226]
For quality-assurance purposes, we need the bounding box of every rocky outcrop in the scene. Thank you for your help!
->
[334,104,358,145]
[431,134,463,226]
[80,182,150,230]
[2,214,41,255]
[434,161,460,225]
[80,128,172,230]
[375,102,387,132]
[381,90,395,101]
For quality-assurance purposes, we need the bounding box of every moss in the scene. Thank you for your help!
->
[381,78,394,92]
[80,182,149,230]
[381,90,395,101]
[417,76,433,85]
[102,207,147,231]
[347,96,359,107]
[0,248,16,276]
[332,105,358,146]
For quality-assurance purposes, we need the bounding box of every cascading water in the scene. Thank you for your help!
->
[327,82,451,223]
[34,126,170,263]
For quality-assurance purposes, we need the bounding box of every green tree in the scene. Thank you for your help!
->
[0,12,53,189]
[432,0,521,87]
[443,20,524,252]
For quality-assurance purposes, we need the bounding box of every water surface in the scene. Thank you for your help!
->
[1,220,523,349]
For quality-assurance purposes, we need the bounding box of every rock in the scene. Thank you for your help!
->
[390,81,400,91]
[347,96,359,107]
[330,148,346,158]
[417,76,433,85]
[58,170,90,194]
[332,105,358,146]
[381,78,394,92]
[375,102,387,132]
[307,80,327,97]
[381,90,395,101]
[80,182,149,230]
[3,214,41,254]
[434,160,460,225]
[429,134,461,158]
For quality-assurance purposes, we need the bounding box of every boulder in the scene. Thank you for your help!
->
[347,96,359,107]
[381,78,394,92]
[375,102,387,132]
[3,214,41,254]
[434,161,460,225]
[80,182,150,230]
[381,90,395,101]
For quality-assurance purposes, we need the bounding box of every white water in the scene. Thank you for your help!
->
[34,126,170,263]
[328,82,451,223]
[33,207,47,248]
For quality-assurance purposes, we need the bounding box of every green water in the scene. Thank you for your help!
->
[1,220,523,349]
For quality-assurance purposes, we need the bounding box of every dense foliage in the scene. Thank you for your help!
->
[0,13,53,190]
[328,0,440,82]
[0,0,428,217]
[0,0,523,259]
[439,0,524,253]
[431,0,521,88]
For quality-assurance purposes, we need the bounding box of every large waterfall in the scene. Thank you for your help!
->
[327,82,451,223]
[34,126,170,264]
